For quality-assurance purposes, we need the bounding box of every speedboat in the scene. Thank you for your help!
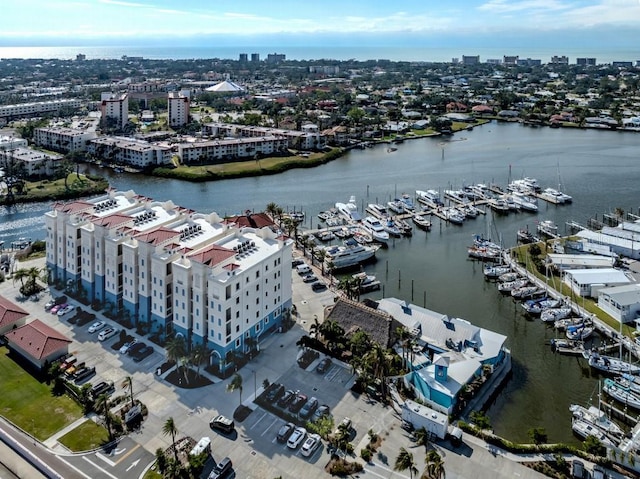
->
[352,272,381,292]
[362,216,390,244]
[335,196,362,222]
[488,198,510,214]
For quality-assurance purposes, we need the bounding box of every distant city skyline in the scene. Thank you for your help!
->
[2,0,640,53]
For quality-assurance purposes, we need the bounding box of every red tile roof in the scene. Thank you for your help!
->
[0,295,29,329]
[189,244,236,266]
[225,212,274,229]
[135,227,180,246]
[55,200,94,214]
[6,319,71,360]
[94,213,132,228]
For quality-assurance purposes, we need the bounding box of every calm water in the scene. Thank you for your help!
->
[2,122,639,442]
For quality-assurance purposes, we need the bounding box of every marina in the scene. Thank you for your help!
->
[4,122,640,445]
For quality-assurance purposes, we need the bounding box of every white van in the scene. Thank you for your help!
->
[296,264,311,275]
[189,436,211,457]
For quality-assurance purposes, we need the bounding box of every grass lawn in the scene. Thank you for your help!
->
[0,347,83,441]
[143,468,163,479]
[58,419,110,452]
[3,174,109,205]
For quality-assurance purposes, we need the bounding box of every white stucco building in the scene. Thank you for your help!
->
[100,92,129,128]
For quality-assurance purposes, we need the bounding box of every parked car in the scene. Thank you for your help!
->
[312,404,330,422]
[302,274,318,283]
[90,381,114,399]
[131,345,154,362]
[208,456,232,479]
[210,415,235,433]
[65,361,85,377]
[57,304,75,317]
[277,389,295,408]
[571,460,584,479]
[315,357,332,374]
[299,396,319,420]
[126,342,145,356]
[50,303,67,314]
[301,433,322,457]
[276,422,296,443]
[88,320,106,333]
[311,281,327,292]
[288,392,308,413]
[119,339,137,354]
[44,299,56,311]
[98,327,118,342]
[292,258,304,267]
[73,366,96,384]
[286,426,307,449]
[265,383,285,403]
[334,417,352,436]
[59,355,77,371]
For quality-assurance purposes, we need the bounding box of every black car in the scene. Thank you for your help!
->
[291,258,304,268]
[276,422,296,443]
[265,383,285,403]
[299,396,318,420]
[90,381,114,399]
[288,392,308,413]
[127,342,146,356]
[73,366,96,384]
[277,389,295,408]
[311,281,327,292]
[131,345,154,362]
[315,357,332,374]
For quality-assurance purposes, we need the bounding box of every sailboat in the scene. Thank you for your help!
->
[569,383,624,440]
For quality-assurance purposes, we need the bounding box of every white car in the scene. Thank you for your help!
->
[98,327,117,342]
[300,433,321,457]
[287,426,306,449]
[88,321,106,333]
[119,339,137,354]
[57,304,75,317]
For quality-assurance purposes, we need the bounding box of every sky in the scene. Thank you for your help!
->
[2,0,640,49]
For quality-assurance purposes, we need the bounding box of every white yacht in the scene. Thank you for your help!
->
[511,191,538,212]
[362,216,390,243]
[335,195,362,222]
[366,203,389,220]
[387,198,406,214]
[540,187,571,204]
[324,240,376,270]
[444,207,465,224]
[415,189,443,208]
[537,220,558,237]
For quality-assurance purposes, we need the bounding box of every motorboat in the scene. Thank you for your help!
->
[461,204,480,218]
[316,230,336,242]
[366,203,389,220]
[415,189,443,208]
[603,378,640,410]
[488,198,510,214]
[501,195,519,212]
[387,198,406,214]
[412,214,432,231]
[537,220,558,237]
[569,403,624,439]
[586,352,640,376]
[380,218,401,237]
[540,307,573,323]
[362,216,390,244]
[324,239,376,270]
[443,207,465,224]
[352,272,381,292]
[512,191,538,212]
[517,228,540,244]
[335,195,362,222]
[400,194,416,212]
[395,218,413,236]
[444,189,466,203]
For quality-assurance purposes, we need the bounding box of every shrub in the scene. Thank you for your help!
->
[360,447,372,462]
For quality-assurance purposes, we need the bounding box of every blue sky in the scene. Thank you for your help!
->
[2,0,640,46]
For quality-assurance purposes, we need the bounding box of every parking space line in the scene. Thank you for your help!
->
[56,456,92,479]
[250,411,268,429]
[82,456,119,479]
[324,366,341,381]
[261,417,279,436]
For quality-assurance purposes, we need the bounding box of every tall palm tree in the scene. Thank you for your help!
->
[394,447,418,479]
[165,336,186,366]
[265,202,279,220]
[95,393,113,441]
[226,373,243,406]
[424,449,445,479]
[413,427,430,451]
[162,417,179,462]
[12,268,29,287]
[121,376,134,408]
[190,343,209,378]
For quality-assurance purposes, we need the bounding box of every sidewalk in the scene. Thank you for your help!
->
[43,413,98,450]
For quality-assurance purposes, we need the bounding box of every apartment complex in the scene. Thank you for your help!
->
[167,90,190,127]
[100,92,129,128]
[87,137,172,168]
[177,136,289,164]
[34,126,97,153]
[0,136,28,151]
[45,191,293,368]
[0,99,82,121]
[203,123,325,151]
[0,147,63,177]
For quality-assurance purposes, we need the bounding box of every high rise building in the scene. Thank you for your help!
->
[100,92,129,128]
[167,90,190,127]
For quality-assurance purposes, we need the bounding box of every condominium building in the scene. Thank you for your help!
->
[167,90,190,128]
[100,92,129,128]
[203,122,325,151]
[34,126,97,153]
[0,136,28,151]
[0,99,82,121]
[45,191,293,369]
[87,137,172,168]
[0,147,63,177]
[177,136,289,164]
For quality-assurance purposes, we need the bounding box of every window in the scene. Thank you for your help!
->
[236,325,240,333]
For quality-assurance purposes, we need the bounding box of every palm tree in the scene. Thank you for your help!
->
[394,447,418,479]
[413,427,430,451]
[319,319,345,353]
[121,376,134,408]
[424,449,445,479]
[265,202,279,220]
[12,268,29,287]
[95,393,113,441]
[333,422,351,452]
[165,335,186,366]
[309,315,321,338]
[162,417,179,462]
[226,373,243,406]
[190,343,209,378]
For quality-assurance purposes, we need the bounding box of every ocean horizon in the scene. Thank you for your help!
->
[0,44,638,64]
